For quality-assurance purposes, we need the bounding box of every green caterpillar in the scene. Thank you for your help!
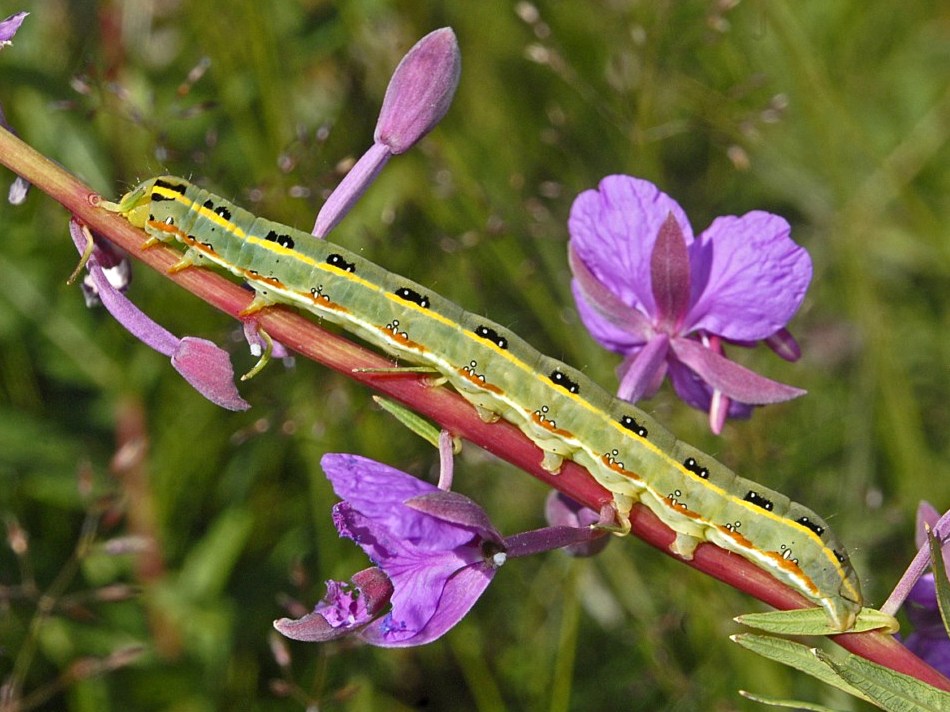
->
[112,176,863,630]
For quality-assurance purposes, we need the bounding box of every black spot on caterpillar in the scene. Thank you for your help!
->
[394,287,430,308]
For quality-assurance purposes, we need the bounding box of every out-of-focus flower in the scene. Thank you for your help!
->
[312,27,461,238]
[0,11,27,47]
[275,453,599,647]
[1,13,31,203]
[69,218,249,411]
[898,502,950,676]
[545,492,610,557]
[569,174,811,433]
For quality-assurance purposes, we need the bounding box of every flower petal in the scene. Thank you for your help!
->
[404,491,502,543]
[650,213,691,330]
[684,211,811,340]
[572,280,649,353]
[569,175,693,320]
[334,502,489,647]
[70,219,248,411]
[273,568,393,642]
[171,337,251,411]
[670,337,805,404]
[568,242,653,338]
[667,359,754,418]
[0,12,27,46]
[359,559,495,647]
[616,335,669,402]
[323,454,473,549]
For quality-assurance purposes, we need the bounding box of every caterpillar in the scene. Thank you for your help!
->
[111,176,863,631]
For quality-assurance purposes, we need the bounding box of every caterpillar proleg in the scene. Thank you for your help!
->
[112,176,863,630]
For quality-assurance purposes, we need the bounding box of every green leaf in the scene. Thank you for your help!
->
[735,607,899,636]
[739,689,846,711]
[372,395,444,449]
[816,649,950,712]
[731,634,874,704]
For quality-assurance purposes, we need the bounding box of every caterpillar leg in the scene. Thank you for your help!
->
[239,292,277,317]
[670,532,701,560]
[168,247,205,274]
[475,405,501,423]
[241,322,274,381]
[541,450,564,474]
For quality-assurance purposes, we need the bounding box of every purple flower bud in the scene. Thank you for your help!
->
[68,218,250,411]
[312,28,460,238]
[374,27,461,155]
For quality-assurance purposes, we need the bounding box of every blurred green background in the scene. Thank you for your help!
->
[0,1,947,710]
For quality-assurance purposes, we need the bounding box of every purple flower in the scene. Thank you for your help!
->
[1,14,31,203]
[277,453,504,647]
[898,502,950,676]
[569,175,811,433]
[312,27,460,238]
[68,218,249,411]
[274,453,600,647]
[0,12,27,47]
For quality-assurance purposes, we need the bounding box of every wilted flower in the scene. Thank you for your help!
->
[275,453,600,647]
[569,174,811,433]
[312,27,461,238]
[69,218,249,411]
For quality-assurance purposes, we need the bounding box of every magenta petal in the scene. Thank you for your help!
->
[71,221,248,411]
[360,559,495,647]
[568,243,652,337]
[569,175,694,319]
[684,211,811,340]
[404,491,502,542]
[616,335,669,402]
[670,337,805,404]
[171,338,251,411]
[650,213,691,330]
[323,454,474,549]
[572,280,649,353]
[274,568,393,642]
